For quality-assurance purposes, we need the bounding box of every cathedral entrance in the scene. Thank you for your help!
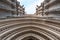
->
[22,36,39,40]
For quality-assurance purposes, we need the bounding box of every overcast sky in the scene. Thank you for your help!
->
[17,0,44,14]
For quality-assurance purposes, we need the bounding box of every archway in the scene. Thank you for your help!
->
[22,36,39,40]
[0,16,60,40]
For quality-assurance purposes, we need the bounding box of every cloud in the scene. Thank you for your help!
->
[17,0,21,1]
[17,0,44,14]
[25,0,44,14]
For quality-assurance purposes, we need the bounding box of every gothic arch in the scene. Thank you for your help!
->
[0,16,60,40]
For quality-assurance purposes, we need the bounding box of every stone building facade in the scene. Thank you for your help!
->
[35,0,60,19]
[18,5,25,16]
[0,0,25,18]
[44,0,60,18]
[0,0,60,40]
[0,0,17,18]
[35,3,44,17]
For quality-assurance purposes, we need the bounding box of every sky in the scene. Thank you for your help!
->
[17,0,44,14]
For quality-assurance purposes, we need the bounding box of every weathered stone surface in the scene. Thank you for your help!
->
[0,16,60,40]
